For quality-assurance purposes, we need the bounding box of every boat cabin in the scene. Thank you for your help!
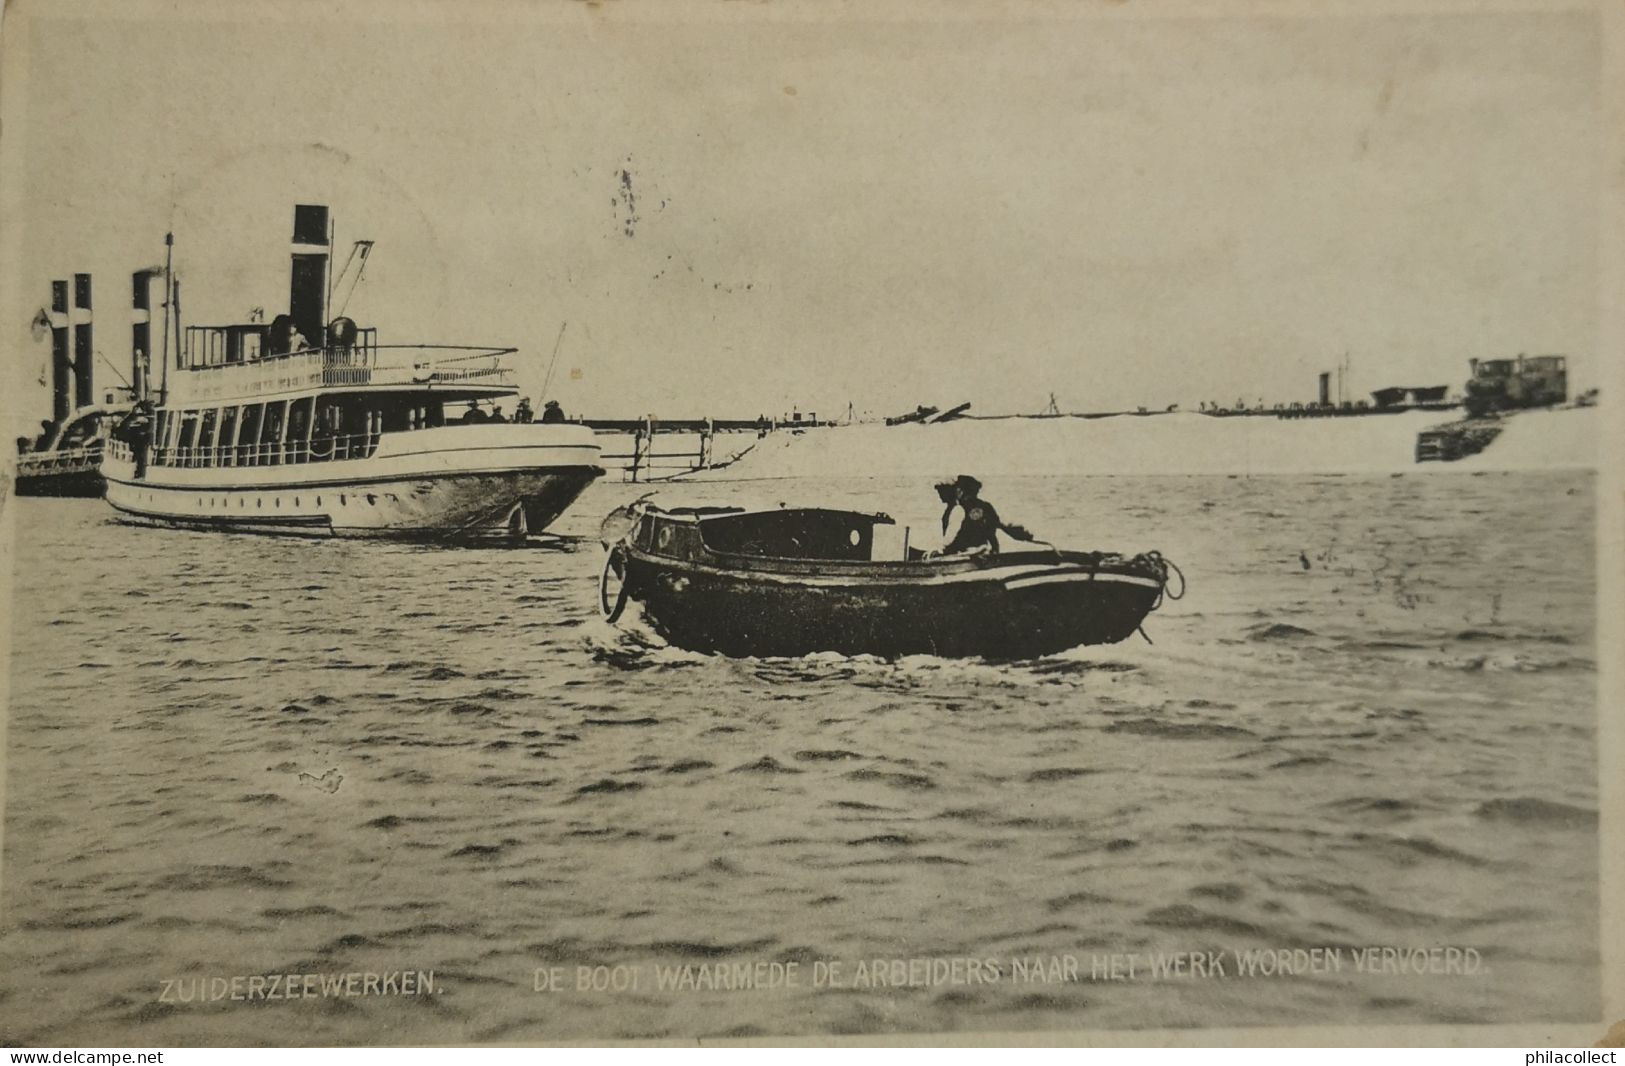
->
[632,507,908,563]
[146,317,516,471]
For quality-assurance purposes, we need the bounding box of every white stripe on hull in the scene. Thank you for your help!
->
[1002,571,1163,591]
[632,552,1163,591]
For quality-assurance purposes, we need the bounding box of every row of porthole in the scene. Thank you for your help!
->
[147,492,396,509]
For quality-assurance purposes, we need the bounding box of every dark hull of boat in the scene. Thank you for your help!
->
[620,552,1162,659]
[15,469,106,498]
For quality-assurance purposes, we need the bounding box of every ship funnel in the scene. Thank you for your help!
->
[132,268,158,401]
[50,280,70,422]
[72,274,93,410]
[289,204,329,349]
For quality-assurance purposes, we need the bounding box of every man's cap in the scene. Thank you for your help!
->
[955,474,982,494]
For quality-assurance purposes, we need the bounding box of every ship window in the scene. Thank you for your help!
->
[257,498,262,508]
[240,403,264,465]
[218,408,239,466]
[316,496,322,506]
[339,494,347,506]
[198,410,219,465]
[849,529,861,546]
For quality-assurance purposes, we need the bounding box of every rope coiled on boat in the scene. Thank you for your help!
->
[1133,550,1186,611]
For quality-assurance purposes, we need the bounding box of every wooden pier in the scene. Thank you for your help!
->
[587,414,828,482]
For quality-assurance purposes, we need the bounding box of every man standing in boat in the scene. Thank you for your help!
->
[931,474,1039,556]
[932,480,963,552]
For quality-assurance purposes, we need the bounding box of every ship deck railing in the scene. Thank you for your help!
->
[170,344,517,402]
[138,430,384,470]
[17,441,103,470]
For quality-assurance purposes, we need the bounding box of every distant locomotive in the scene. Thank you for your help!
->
[1463,354,1567,417]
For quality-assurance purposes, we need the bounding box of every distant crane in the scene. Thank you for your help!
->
[1042,392,1061,416]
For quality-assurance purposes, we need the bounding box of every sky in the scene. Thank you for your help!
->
[0,0,1604,422]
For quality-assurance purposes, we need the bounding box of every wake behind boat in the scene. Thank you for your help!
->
[597,500,1183,659]
[102,205,602,540]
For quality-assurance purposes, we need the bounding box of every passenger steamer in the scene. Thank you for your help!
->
[103,206,603,539]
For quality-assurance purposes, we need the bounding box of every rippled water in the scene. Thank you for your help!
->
[0,471,1597,1044]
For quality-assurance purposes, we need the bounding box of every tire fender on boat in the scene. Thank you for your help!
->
[600,545,631,622]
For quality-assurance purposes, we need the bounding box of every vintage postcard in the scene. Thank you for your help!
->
[0,0,1618,1048]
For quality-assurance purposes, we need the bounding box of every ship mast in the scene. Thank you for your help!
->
[541,321,568,400]
[325,213,336,347]
[158,232,173,404]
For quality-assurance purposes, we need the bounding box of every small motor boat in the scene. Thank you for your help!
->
[597,500,1183,659]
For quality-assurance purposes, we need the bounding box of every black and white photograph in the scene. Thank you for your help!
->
[0,0,1618,1048]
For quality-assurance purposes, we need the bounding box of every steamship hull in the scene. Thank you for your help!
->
[103,425,602,541]
[15,453,106,497]
[13,406,130,497]
[16,470,105,498]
